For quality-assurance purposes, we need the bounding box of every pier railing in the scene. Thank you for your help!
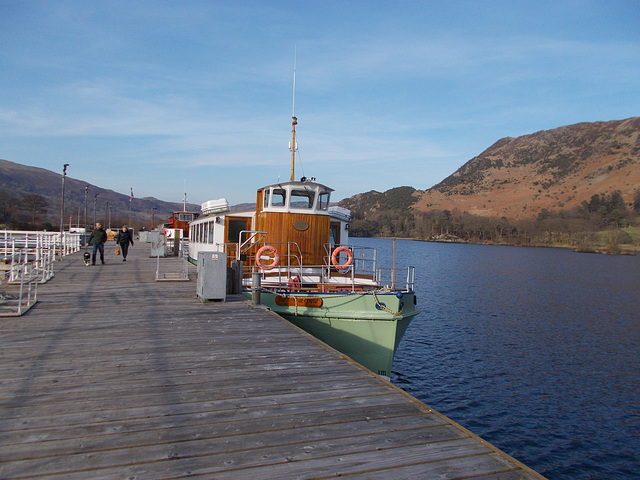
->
[0,230,84,316]
[0,264,38,317]
[0,230,82,260]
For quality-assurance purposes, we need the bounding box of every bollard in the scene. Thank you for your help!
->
[230,260,243,294]
[252,272,261,305]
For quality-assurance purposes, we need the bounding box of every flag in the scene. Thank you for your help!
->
[130,188,134,202]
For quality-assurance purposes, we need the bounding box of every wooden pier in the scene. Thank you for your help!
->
[0,244,545,479]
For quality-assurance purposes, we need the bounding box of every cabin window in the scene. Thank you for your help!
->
[272,188,286,207]
[263,189,270,208]
[330,222,340,248]
[318,191,330,210]
[291,189,315,209]
[208,222,214,243]
[227,218,247,243]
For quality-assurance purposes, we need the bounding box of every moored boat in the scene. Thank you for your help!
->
[165,193,199,238]
[187,112,419,376]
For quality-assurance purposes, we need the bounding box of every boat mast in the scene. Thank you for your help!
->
[183,179,187,211]
[290,48,297,182]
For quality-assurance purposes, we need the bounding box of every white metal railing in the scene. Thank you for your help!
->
[0,264,38,317]
[0,230,82,259]
[1,230,81,284]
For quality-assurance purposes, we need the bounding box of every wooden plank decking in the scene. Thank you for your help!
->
[0,243,545,479]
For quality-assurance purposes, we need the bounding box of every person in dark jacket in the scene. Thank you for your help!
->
[88,222,107,265]
[115,225,134,261]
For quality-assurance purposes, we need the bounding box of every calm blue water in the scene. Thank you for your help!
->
[354,238,640,480]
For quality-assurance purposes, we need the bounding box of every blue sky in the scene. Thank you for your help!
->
[1,1,639,207]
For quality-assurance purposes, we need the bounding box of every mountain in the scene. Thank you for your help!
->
[412,117,640,219]
[0,159,199,229]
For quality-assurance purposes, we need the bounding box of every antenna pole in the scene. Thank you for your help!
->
[183,179,187,211]
[290,47,297,182]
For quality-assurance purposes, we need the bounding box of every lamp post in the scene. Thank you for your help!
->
[84,186,88,230]
[94,193,99,225]
[59,164,69,258]
[84,186,88,247]
[129,188,133,228]
[151,207,157,230]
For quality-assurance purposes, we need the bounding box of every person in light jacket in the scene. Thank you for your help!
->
[115,225,134,262]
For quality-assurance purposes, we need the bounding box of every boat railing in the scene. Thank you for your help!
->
[236,241,414,293]
[374,265,416,292]
[235,241,303,270]
[323,243,378,278]
[237,230,268,260]
[241,261,416,293]
[226,238,415,293]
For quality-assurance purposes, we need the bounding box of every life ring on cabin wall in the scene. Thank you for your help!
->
[331,246,353,270]
[255,245,280,270]
[287,276,301,291]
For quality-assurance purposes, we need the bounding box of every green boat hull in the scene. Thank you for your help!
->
[243,290,419,377]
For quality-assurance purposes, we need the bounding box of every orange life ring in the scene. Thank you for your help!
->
[287,276,301,291]
[255,245,280,270]
[331,246,353,270]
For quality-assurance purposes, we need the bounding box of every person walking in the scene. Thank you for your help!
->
[115,225,134,261]
[88,222,107,265]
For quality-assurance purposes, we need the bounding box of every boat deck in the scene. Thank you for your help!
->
[0,244,545,479]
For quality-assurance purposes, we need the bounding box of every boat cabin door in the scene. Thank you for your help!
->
[330,221,341,249]
[226,216,252,260]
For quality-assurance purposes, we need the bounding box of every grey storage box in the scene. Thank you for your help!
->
[197,251,227,302]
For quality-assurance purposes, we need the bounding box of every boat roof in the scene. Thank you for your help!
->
[259,179,334,193]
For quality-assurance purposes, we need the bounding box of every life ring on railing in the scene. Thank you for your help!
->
[331,246,353,270]
[255,245,280,270]
[287,276,301,291]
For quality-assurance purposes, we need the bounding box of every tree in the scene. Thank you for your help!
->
[0,191,16,223]
[21,193,48,224]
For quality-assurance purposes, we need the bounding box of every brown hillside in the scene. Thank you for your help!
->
[414,117,640,219]
[0,159,198,228]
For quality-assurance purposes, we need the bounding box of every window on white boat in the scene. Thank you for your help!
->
[318,191,330,210]
[291,190,315,209]
[272,188,286,207]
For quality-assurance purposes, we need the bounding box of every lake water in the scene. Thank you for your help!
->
[354,238,639,480]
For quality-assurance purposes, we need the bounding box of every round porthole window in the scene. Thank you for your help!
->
[293,220,309,231]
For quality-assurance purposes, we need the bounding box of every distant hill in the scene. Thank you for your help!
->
[340,117,639,223]
[0,159,199,229]
[413,117,640,219]
[338,117,640,248]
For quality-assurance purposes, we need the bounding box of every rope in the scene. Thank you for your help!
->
[372,290,404,316]
[260,287,405,317]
